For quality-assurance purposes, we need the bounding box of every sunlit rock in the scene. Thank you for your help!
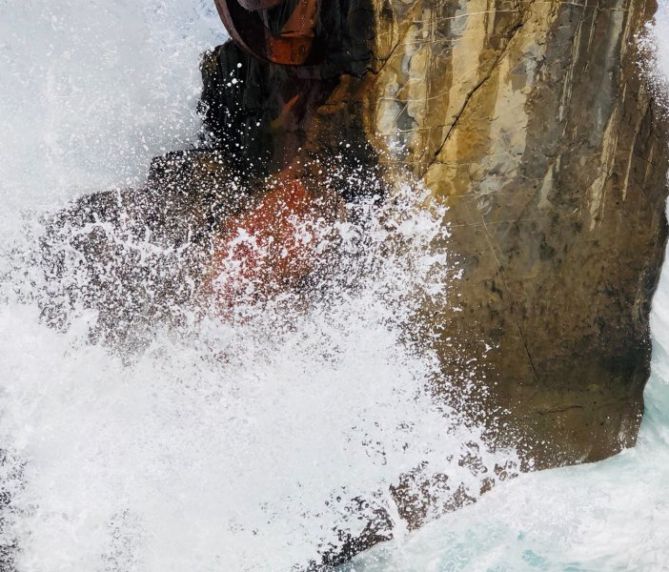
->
[359,0,669,467]
[35,0,669,564]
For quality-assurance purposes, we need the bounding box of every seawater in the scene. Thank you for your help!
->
[0,2,668,572]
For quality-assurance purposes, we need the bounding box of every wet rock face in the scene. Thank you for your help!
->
[203,0,669,467]
[37,0,382,351]
[39,149,250,349]
[31,0,668,566]
[360,0,669,466]
[198,36,378,183]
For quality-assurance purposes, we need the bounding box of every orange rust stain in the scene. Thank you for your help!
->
[208,0,332,316]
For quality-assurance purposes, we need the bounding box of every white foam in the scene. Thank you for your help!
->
[0,0,223,226]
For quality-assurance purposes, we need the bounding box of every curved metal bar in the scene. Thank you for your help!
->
[214,0,321,66]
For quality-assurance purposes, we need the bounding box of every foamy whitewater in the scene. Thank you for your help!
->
[1,2,669,571]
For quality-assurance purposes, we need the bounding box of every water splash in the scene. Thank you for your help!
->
[0,2,515,570]
[640,2,669,108]
[0,0,223,222]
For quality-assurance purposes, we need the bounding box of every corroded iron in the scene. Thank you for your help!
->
[214,0,321,66]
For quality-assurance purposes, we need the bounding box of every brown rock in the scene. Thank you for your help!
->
[43,0,668,467]
[358,0,669,467]
[34,0,669,565]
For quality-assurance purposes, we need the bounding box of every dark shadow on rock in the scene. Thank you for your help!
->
[38,148,249,350]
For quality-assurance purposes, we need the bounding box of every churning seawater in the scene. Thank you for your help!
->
[1,2,669,571]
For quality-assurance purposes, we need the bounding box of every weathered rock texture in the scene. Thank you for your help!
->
[204,0,669,466]
[355,0,669,467]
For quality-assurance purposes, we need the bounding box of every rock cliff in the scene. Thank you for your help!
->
[35,0,669,564]
[360,0,669,467]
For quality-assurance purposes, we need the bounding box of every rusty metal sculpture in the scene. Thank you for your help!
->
[206,0,335,311]
[214,0,321,66]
